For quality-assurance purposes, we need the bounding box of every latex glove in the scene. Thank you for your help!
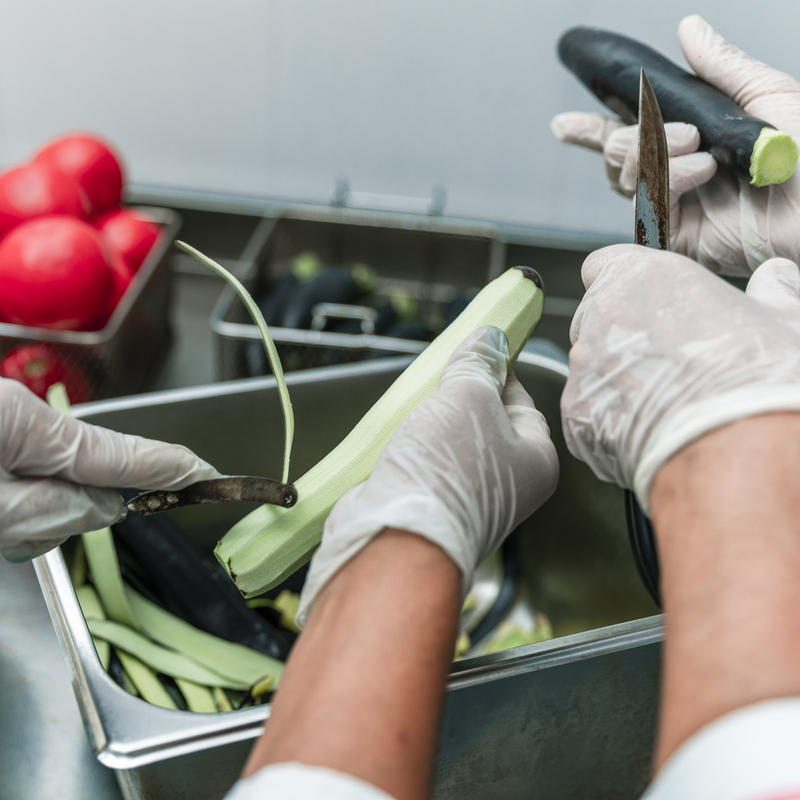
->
[551,15,800,276]
[561,244,800,513]
[0,377,220,562]
[297,327,559,625]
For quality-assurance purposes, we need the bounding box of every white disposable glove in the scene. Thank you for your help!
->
[0,377,220,562]
[561,244,800,513]
[551,15,800,276]
[298,327,559,625]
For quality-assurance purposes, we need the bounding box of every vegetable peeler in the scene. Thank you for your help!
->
[624,69,669,608]
[125,476,298,516]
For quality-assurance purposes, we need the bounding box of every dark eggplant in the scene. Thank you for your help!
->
[470,532,521,646]
[281,268,371,330]
[245,275,303,376]
[158,674,188,711]
[108,649,129,691]
[328,302,398,335]
[258,273,301,327]
[443,294,472,327]
[557,27,798,186]
[113,493,291,661]
[382,322,435,342]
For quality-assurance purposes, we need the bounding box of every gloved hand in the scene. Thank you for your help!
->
[561,244,800,512]
[551,15,800,276]
[0,377,220,562]
[297,327,559,625]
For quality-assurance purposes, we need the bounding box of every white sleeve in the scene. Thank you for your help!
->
[224,762,397,800]
[643,698,800,800]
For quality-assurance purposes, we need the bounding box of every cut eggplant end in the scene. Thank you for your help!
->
[750,127,799,187]
[514,266,543,290]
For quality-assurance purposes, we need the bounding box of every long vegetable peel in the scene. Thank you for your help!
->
[175,679,217,713]
[115,650,176,710]
[213,687,234,713]
[87,618,254,690]
[175,241,294,483]
[215,266,544,596]
[125,586,284,687]
[82,528,139,629]
[120,666,140,698]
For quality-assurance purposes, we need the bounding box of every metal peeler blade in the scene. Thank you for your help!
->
[125,476,298,516]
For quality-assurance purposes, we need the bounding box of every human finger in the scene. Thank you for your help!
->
[745,258,800,312]
[550,112,625,153]
[438,327,509,396]
[502,372,550,435]
[678,15,800,110]
[0,477,124,562]
[669,151,719,198]
[614,123,703,196]
[1,379,220,490]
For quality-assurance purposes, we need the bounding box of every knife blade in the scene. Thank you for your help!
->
[125,476,298,516]
[635,68,670,249]
[625,68,670,608]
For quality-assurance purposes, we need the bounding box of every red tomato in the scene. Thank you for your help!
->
[0,162,88,239]
[34,133,124,214]
[105,252,133,322]
[0,216,114,331]
[93,207,159,274]
[0,343,93,403]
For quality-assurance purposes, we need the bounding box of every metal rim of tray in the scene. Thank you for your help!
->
[209,208,508,357]
[33,352,660,773]
[0,206,179,346]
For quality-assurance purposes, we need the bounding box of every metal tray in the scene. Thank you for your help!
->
[0,207,180,401]
[210,207,506,379]
[35,353,660,800]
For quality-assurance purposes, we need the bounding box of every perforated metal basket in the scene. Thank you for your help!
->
[210,207,506,379]
[0,207,180,401]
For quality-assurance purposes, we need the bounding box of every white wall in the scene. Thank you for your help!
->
[1,1,798,239]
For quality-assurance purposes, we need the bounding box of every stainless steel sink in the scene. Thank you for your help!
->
[35,352,662,800]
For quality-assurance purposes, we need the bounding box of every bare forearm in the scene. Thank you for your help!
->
[242,529,461,800]
[650,412,800,768]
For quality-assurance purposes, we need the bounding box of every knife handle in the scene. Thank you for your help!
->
[126,477,298,516]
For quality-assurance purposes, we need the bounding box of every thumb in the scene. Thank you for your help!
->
[501,372,560,507]
[438,326,509,395]
[745,258,800,311]
[678,15,800,111]
[502,372,553,443]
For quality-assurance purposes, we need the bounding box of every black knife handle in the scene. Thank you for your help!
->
[625,489,661,607]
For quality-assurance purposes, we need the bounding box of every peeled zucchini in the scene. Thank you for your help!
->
[215,266,544,597]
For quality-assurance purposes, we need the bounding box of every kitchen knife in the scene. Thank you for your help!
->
[125,476,298,515]
[625,69,669,607]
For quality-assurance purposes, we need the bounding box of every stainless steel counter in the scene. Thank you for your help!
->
[0,556,122,800]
